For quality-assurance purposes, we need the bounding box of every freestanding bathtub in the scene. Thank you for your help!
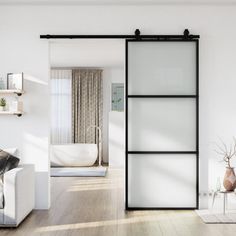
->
[50,143,98,167]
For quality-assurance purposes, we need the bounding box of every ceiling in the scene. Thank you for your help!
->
[50,39,125,68]
[0,0,236,5]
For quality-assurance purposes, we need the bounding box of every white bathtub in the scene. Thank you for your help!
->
[50,143,98,167]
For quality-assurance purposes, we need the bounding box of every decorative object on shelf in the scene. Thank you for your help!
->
[0,78,5,90]
[0,84,24,116]
[9,99,23,113]
[111,83,124,111]
[7,73,24,90]
[0,97,6,111]
[215,138,236,191]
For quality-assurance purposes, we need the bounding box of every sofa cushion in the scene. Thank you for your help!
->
[0,149,20,209]
[2,148,17,156]
[0,150,20,175]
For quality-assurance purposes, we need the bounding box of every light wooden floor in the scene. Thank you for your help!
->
[1,169,236,236]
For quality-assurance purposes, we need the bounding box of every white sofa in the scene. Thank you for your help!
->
[0,164,35,227]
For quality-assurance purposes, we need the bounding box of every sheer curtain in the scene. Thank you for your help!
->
[51,69,72,144]
[72,69,103,145]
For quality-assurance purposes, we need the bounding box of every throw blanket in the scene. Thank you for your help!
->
[0,149,19,208]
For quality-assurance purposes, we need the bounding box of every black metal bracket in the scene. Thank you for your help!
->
[183,28,195,40]
[184,29,190,38]
[14,92,22,96]
[134,29,141,40]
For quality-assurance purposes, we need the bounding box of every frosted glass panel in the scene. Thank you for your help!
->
[128,42,196,95]
[128,98,196,151]
[128,154,196,207]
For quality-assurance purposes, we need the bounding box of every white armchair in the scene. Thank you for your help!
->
[0,164,35,227]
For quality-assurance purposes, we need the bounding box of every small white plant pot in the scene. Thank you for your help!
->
[0,106,5,111]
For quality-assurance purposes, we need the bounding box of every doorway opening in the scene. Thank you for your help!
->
[46,30,199,210]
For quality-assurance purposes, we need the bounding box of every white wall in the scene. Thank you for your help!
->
[0,38,50,208]
[109,111,125,167]
[1,4,236,208]
[50,40,124,68]
[103,68,124,163]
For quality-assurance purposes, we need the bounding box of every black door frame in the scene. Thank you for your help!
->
[125,39,199,210]
[41,29,199,210]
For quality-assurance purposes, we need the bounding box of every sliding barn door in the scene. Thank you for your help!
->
[125,40,199,209]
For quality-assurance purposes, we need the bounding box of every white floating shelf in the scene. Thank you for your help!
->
[0,89,25,96]
[0,111,23,117]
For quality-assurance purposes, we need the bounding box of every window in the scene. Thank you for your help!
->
[51,69,72,144]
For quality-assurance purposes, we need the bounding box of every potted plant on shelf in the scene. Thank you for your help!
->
[215,138,236,191]
[0,98,6,111]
